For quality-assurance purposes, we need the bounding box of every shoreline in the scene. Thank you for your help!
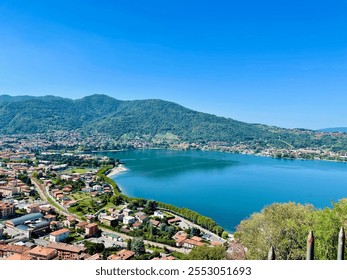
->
[106,164,128,177]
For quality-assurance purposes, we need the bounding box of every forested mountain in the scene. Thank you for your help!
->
[0,94,346,150]
[318,127,347,133]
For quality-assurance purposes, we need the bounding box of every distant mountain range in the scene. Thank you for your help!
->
[318,127,347,133]
[0,94,346,150]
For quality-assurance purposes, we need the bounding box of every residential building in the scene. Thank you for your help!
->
[107,249,135,260]
[47,242,86,260]
[27,246,57,260]
[0,201,15,219]
[85,223,99,237]
[50,228,70,243]
[5,253,34,260]
[101,216,117,227]
[123,216,135,225]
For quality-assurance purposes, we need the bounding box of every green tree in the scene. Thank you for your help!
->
[131,238,146,256]
[235,202,314,260]
[185,245,227,260]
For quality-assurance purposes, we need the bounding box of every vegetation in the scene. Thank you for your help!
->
[1,94,347,152]
[157,202,224,235]
[184,245,227,260]
[235,200,347,260]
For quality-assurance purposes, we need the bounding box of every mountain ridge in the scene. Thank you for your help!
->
[0,94,346,151]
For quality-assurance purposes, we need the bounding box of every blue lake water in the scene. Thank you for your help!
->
[101,149,347,232]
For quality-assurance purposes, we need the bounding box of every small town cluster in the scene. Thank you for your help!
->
[0,135,234,261]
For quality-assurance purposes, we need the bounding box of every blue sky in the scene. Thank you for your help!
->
[0,0,346,129]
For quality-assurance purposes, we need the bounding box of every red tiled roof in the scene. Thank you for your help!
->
[50,228,69,236]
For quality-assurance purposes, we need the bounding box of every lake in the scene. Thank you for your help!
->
[100,149,347,232]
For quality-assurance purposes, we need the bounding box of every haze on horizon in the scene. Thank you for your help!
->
[0,1,346,130]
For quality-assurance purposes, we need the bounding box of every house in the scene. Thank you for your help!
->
[173,231,188,247]
[26,204,40,214]
[76,221,88,230]
[4,253,33,260]
[132,221,142,229]
[152,255,175,260]
[123,216,135,225]
[107,249,135,260]
[135,212,148,223]
[0,244,31,258]
[27,246,57,260]
[50,228,70,242]
[149,219,160,227]
[101,216,117,227]
[64,216,77,228]
[85,214,95,223]
[0,201,15,219]
[182,238,205,249]
[153,210,164,219]
[122,208,133,216]
[168,217,181,224]
[47,242,86,260]
[85,223,99,237]
[86,253,101,260]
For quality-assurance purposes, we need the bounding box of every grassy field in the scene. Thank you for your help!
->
[69,192,90,201]
[68,168,93,174]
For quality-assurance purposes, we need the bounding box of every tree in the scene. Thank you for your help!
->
[185,245,227,260]
[235,202,314,260]
[131,238,146,256]
[144,200,157,214]
[311,199,347,260]
[127,239,132,250]
[222,231,229,239]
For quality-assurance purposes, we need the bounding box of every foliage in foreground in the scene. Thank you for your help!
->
[184,245,227,260]
[235,200,347,260]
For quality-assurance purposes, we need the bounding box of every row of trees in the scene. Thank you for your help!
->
[235,200,347,260]
[157,202,224,236]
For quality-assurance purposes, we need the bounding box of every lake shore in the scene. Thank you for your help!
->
[106,164,128,177]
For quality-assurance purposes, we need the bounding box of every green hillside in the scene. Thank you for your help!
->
[0,94,347,151]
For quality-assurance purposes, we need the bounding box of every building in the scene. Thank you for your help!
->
[0,186,19,197]
[153,210,164,219]
[47,242,86,260]
[27,246,57,260]
[5,212,50,238]
[122,208,133,216]
[182,238,205,249]
[85,223,99,237]
[0,201,15,219]
[123,216,135,225]
[101,216,117,227]
[5,253,34,260]
[50,228,70,243]
[5,213,44,228]
[64,216,77,228]
[0,244,31,258]
[26,204,40,214]
[107,249,135,260]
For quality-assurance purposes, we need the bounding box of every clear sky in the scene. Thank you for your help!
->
[0,0,346,129]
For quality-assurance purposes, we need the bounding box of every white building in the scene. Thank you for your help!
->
[50,228,70,242]
[153,210,164,219]
[123,216,135,225]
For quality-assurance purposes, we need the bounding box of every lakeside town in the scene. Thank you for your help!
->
[0,132,244,261]
[0,130,346,260]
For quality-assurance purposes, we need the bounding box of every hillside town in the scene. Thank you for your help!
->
[0,136,235,261]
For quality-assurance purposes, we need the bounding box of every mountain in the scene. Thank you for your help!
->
[318,127,347,133]
[0,94,346,150]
